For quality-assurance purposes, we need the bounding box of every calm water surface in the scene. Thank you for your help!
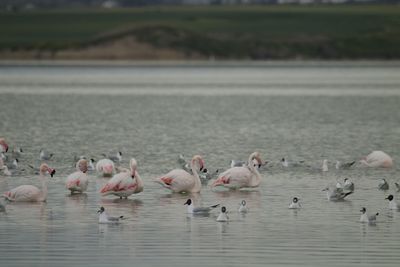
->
[0,62,399,267]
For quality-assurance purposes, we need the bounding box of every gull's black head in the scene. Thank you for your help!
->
[386,195,394,201]
[241,200,246,206]
[97,207,105,213]
[360,207,366,213]
[221,206,227,213]
[202,168,208,173]
[50,169,56,177]
[293,197,298,203]
[184,199,192,206]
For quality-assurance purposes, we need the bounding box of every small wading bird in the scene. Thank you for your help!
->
[289,197,302,209]
[216,206,229,222]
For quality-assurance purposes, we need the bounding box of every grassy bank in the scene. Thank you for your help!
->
[1,5,400,59]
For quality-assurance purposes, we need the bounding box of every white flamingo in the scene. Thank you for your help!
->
[211,152,263,189]
[360,151,393,168]
[100,158,143,198]
[66,159,89,194]
[154,155,204,193]
[3,163,55,202]
[0,138,8,153]
[96,158,115,177]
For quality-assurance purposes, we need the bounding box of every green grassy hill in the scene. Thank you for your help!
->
[1,5,400,59]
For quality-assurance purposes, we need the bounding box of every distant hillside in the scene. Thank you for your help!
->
[1,5,400,60]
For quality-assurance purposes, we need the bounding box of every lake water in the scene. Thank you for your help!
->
[0,61,399,267]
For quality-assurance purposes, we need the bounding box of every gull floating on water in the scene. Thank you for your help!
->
[97,207,125,224]
[395,182,400,192]
[335,160,356,170]
[360,151,393,168]
[337,178,354,193]
[238,200,249,213]
[216,206,229,222]
[88,158,96,171]
[322,187,353,201]
[359,207,379,224]
[289,197,302,209]
[385,195,400,211]
[40,149,54,161]
[184,198,219,215]
[103,152,122,163]
[378,179,389,191]
[7,158,18,170]
[322,159,328,172]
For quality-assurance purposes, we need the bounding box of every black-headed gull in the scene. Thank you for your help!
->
[378,179,389,190]
[289,197,302,209]
[322,187,353,201]
[97,207,125,224]
[184,198,219,214]
[238,200,249,213]
[103,152,122,163]
[216,206,229,222]
[359,207,379,224]
[385,195,400,210]
[335,160,356,170]
[40,149,54,161]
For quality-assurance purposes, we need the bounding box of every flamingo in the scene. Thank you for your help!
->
[0,138,8,153]
[3,163,55,202]
[100,158,143,199]
[360,151,393,168]
[211,152,263,189]
[154,155,204,193]
[66,159,89,194]
[96,158,115,177]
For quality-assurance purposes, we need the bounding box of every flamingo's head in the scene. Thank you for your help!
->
[0,139,8,153]
[77,159,88,173]
[251,152,263,168]
[39,163,56,177]
[130,158,138,177]
[191,155,204,172]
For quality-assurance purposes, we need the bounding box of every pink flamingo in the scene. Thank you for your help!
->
[360,151,393,168]
[96,158,115,177]
[211,152,263,189]
[66,159,89,194]
[3,163,55,202]
[0,138,8,153]
[100,158,143,199]
[154,155,204,193]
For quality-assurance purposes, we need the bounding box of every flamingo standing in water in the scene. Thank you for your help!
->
[66,159,89,194]
[360,151,393,168]
[0,138,8,153]
[154,155,204,193]
[100,158,143,199]
[96,158,115,177]
[211,152,263,190]
[3,163,55,202]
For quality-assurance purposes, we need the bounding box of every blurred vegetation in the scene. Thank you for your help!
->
[1,5,400,59]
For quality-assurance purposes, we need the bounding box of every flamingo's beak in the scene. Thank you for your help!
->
[49,168,56,177]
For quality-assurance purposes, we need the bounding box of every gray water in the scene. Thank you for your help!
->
[0,61,399,267]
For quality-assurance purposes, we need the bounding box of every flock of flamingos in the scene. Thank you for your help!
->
[0,137,397,223]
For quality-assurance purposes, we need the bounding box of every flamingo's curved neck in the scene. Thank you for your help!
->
[247,154,261,187]
[190,160,201,192]
[39,172,48,202]
[360,159,370,167]
[134,171,144,191]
